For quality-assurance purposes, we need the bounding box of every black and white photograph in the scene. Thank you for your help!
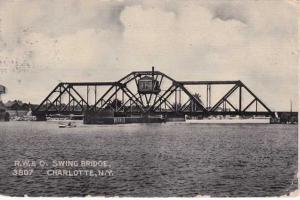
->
[0,0,298,197]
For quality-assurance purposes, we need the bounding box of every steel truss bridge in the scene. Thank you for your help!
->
[33,69,274,119]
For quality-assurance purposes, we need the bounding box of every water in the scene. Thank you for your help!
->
[0,121,298,197]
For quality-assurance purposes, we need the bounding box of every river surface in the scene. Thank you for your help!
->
[0,121,298,197]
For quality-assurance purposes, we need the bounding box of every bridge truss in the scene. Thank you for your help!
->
[33,70,273,118]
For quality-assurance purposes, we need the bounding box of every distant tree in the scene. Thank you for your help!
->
[172,103,182,110]
[190,93,205,111]
[106,99,122,110]
[193,93,204,105]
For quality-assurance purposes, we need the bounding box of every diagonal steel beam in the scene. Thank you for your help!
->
[91,84,116,110]
[210,84,239,112]
[178,84,208,113]
[34,83,61,112]
[178,99,191,111]
[61,84,85,111]
[152,85,178,112]
[149,84,176,112]
[242,98,256,112]
[155,94,176,111]
[45,84,70,112]
[120,87,145,112]
[98,86,121,110]
[70,86,89,107]
[240,83,272,113]
[225,99,238,112]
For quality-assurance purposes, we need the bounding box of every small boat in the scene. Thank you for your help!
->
[59,122,76,128]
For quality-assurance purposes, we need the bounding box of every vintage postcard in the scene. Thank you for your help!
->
[0,0,298,197]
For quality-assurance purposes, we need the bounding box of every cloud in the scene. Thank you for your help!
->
[0,0,298,110]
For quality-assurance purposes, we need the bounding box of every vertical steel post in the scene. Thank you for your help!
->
[68,87,71,112]
[179,89,181,106]
[160,99,162,112]
[72,98,74,111]
[130,100,132,113]
[209,85,211,108]
[206,85,208,108]
[152,66,154,91]
[255,100,257,112]
[239,85,242,112]
[207,84,211,109]
[94,85,97,106]
[87,86,89,108]
[175,89,177,111]
[115,86,118,111]
[122,90,124,110]
[59,85,62,111]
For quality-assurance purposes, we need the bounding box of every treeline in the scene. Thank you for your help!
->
[0,100,38,111]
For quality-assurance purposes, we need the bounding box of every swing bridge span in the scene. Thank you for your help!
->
[32,68,274,120]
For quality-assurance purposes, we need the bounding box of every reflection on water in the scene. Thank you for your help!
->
[0,121,298,197]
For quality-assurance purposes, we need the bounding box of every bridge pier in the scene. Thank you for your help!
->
[35,114,47,121]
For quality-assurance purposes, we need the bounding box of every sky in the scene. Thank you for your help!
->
[0,0,298,111]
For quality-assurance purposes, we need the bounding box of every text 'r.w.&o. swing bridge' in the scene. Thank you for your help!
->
[33,67,274,124]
